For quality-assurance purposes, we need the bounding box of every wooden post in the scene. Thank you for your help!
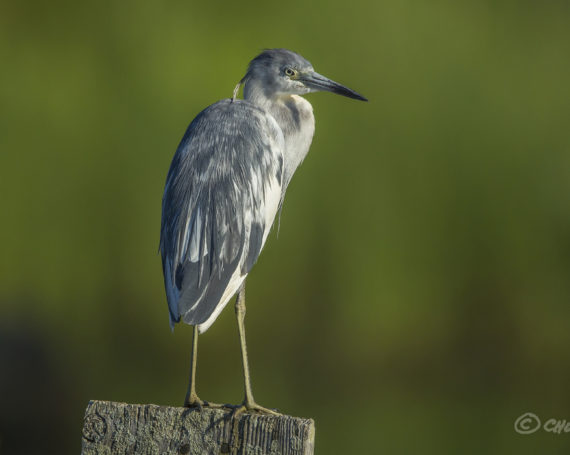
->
[81,400,315,455]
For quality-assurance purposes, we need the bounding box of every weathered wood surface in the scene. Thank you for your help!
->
[81,400,315,455]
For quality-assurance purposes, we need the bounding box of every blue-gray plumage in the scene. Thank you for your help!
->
[161,101,284,331]
[159,48,366,411]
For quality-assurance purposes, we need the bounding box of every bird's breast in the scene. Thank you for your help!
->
[270,95,315,192]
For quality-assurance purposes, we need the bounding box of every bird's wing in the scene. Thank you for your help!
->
[160,100,284,332]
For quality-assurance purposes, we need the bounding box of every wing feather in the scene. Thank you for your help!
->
[160,99,284,331]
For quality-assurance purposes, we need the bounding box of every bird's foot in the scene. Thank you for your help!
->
[184,395,226,411]
[184,393,207,410]
[223,399,281,416]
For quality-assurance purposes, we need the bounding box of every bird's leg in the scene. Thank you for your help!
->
[233,282,280,415]
[235,284,255,406]
[184,325,204,409]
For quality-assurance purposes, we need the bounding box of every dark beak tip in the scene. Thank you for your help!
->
[348,92,368,102]
[337,86,368,102]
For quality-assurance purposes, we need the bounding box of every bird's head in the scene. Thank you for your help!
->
[239,48,367,103]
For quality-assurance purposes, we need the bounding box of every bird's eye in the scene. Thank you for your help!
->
[284,68,295,77]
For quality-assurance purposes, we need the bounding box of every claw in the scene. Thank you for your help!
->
[246,402,280,415]
[224,400,281,416]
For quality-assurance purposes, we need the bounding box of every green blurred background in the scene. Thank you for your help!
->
[1,0,570,453]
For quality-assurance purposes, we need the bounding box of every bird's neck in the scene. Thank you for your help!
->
[243,80,277,110]
[242,80,314,134]
[243,80,315,192]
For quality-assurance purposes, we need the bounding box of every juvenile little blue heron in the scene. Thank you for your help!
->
[160,48,366,414]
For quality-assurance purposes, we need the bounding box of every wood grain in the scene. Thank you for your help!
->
[81,400,315,455]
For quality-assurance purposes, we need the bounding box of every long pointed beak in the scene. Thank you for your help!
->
[300,71,368,101]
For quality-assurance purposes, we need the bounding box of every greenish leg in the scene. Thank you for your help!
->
[184,325,203,408]
[234,282,280,415]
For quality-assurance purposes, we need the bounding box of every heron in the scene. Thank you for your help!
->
[160,48,366,414]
